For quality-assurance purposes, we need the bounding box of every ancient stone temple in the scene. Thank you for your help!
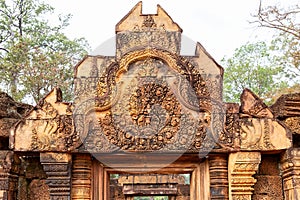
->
[0,2,300,200]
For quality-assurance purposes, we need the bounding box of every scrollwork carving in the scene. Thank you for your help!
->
[75,52,221,153]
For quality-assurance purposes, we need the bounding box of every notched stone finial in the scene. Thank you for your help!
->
[240,88,274,118]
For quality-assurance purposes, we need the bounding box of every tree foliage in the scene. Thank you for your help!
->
[223,1,299,104]
[222,41,287,104]
[252,1,300,86]
[0,0,89,103]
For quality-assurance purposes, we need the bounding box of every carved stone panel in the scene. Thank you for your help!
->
[40,153,72,200]
[224,89,292,151]
[271,93,300,118]
[228,152,261,200]
[281,148,300,200]
[239,118,291,150]
[12,88,79,152]
[74,49,225,153]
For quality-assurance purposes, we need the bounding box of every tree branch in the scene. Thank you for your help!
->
[252,0,300,39]
[0,47,9,53]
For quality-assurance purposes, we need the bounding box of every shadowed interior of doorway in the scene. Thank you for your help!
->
[109,173,190,200]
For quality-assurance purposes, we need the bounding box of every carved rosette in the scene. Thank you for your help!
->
[281,148,300,200]
[228,152,261,200]
[40,153,71,200]
[75,49,223,153]
[284,117,300,134]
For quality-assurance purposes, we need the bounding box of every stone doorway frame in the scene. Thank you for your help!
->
[90,154,210,200]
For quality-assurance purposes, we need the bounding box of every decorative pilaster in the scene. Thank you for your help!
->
[209,154,229,199]
[0,151,19,200]
[228,152,261,200]
[0,151,10,200]
[281,148,300,200]
[40,152,72,200]
[71,154,92,200]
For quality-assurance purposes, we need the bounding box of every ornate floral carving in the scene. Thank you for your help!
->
[225,103,240,148]
[98,82,181,151]
[284,117,300,134]
[75,53,220,153]
[142,15,157,28]
[116,32,181,59]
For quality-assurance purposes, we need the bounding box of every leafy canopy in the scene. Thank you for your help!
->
[222,41,287,104]
[223,1,299,104]
[251,1,300,98]
[0,0,90,103]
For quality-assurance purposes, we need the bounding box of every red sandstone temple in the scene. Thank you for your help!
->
[0,2,299,200]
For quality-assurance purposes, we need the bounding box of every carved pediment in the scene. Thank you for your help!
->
[11,88,79,151]
[116,2,182,33]
[10,3,292,154]
[271,93,300,135]
[74,3,225,153]
[74,49,224,153]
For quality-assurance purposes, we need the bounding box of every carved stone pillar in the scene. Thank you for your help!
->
[0,151,19,200]
[281,148,300,200]
[209,154,229,199]
[228,152,261,200]
[71,154,92,200]
[40,152,72,200]
[0,151,10,200]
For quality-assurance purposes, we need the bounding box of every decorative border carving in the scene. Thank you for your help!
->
[281,148,300,200]
[40,153,71,200]
[228,152,261,200]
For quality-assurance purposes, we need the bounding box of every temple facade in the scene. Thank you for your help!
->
[0,2,300,200]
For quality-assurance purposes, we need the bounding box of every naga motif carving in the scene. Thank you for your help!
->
[12,88,79,152]
[30,101,75,151]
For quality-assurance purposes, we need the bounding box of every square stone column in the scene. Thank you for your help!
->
[40,153,72,200]
[228,152,261,200]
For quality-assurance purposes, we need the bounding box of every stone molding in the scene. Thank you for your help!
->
[40,153,72,200]
[228,152,261,200]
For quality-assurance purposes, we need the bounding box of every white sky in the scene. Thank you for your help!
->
[49,0,299,63]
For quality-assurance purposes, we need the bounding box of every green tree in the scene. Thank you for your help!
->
[0,0,89,103]
[252,1,300,95]
[222,41,287,104]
